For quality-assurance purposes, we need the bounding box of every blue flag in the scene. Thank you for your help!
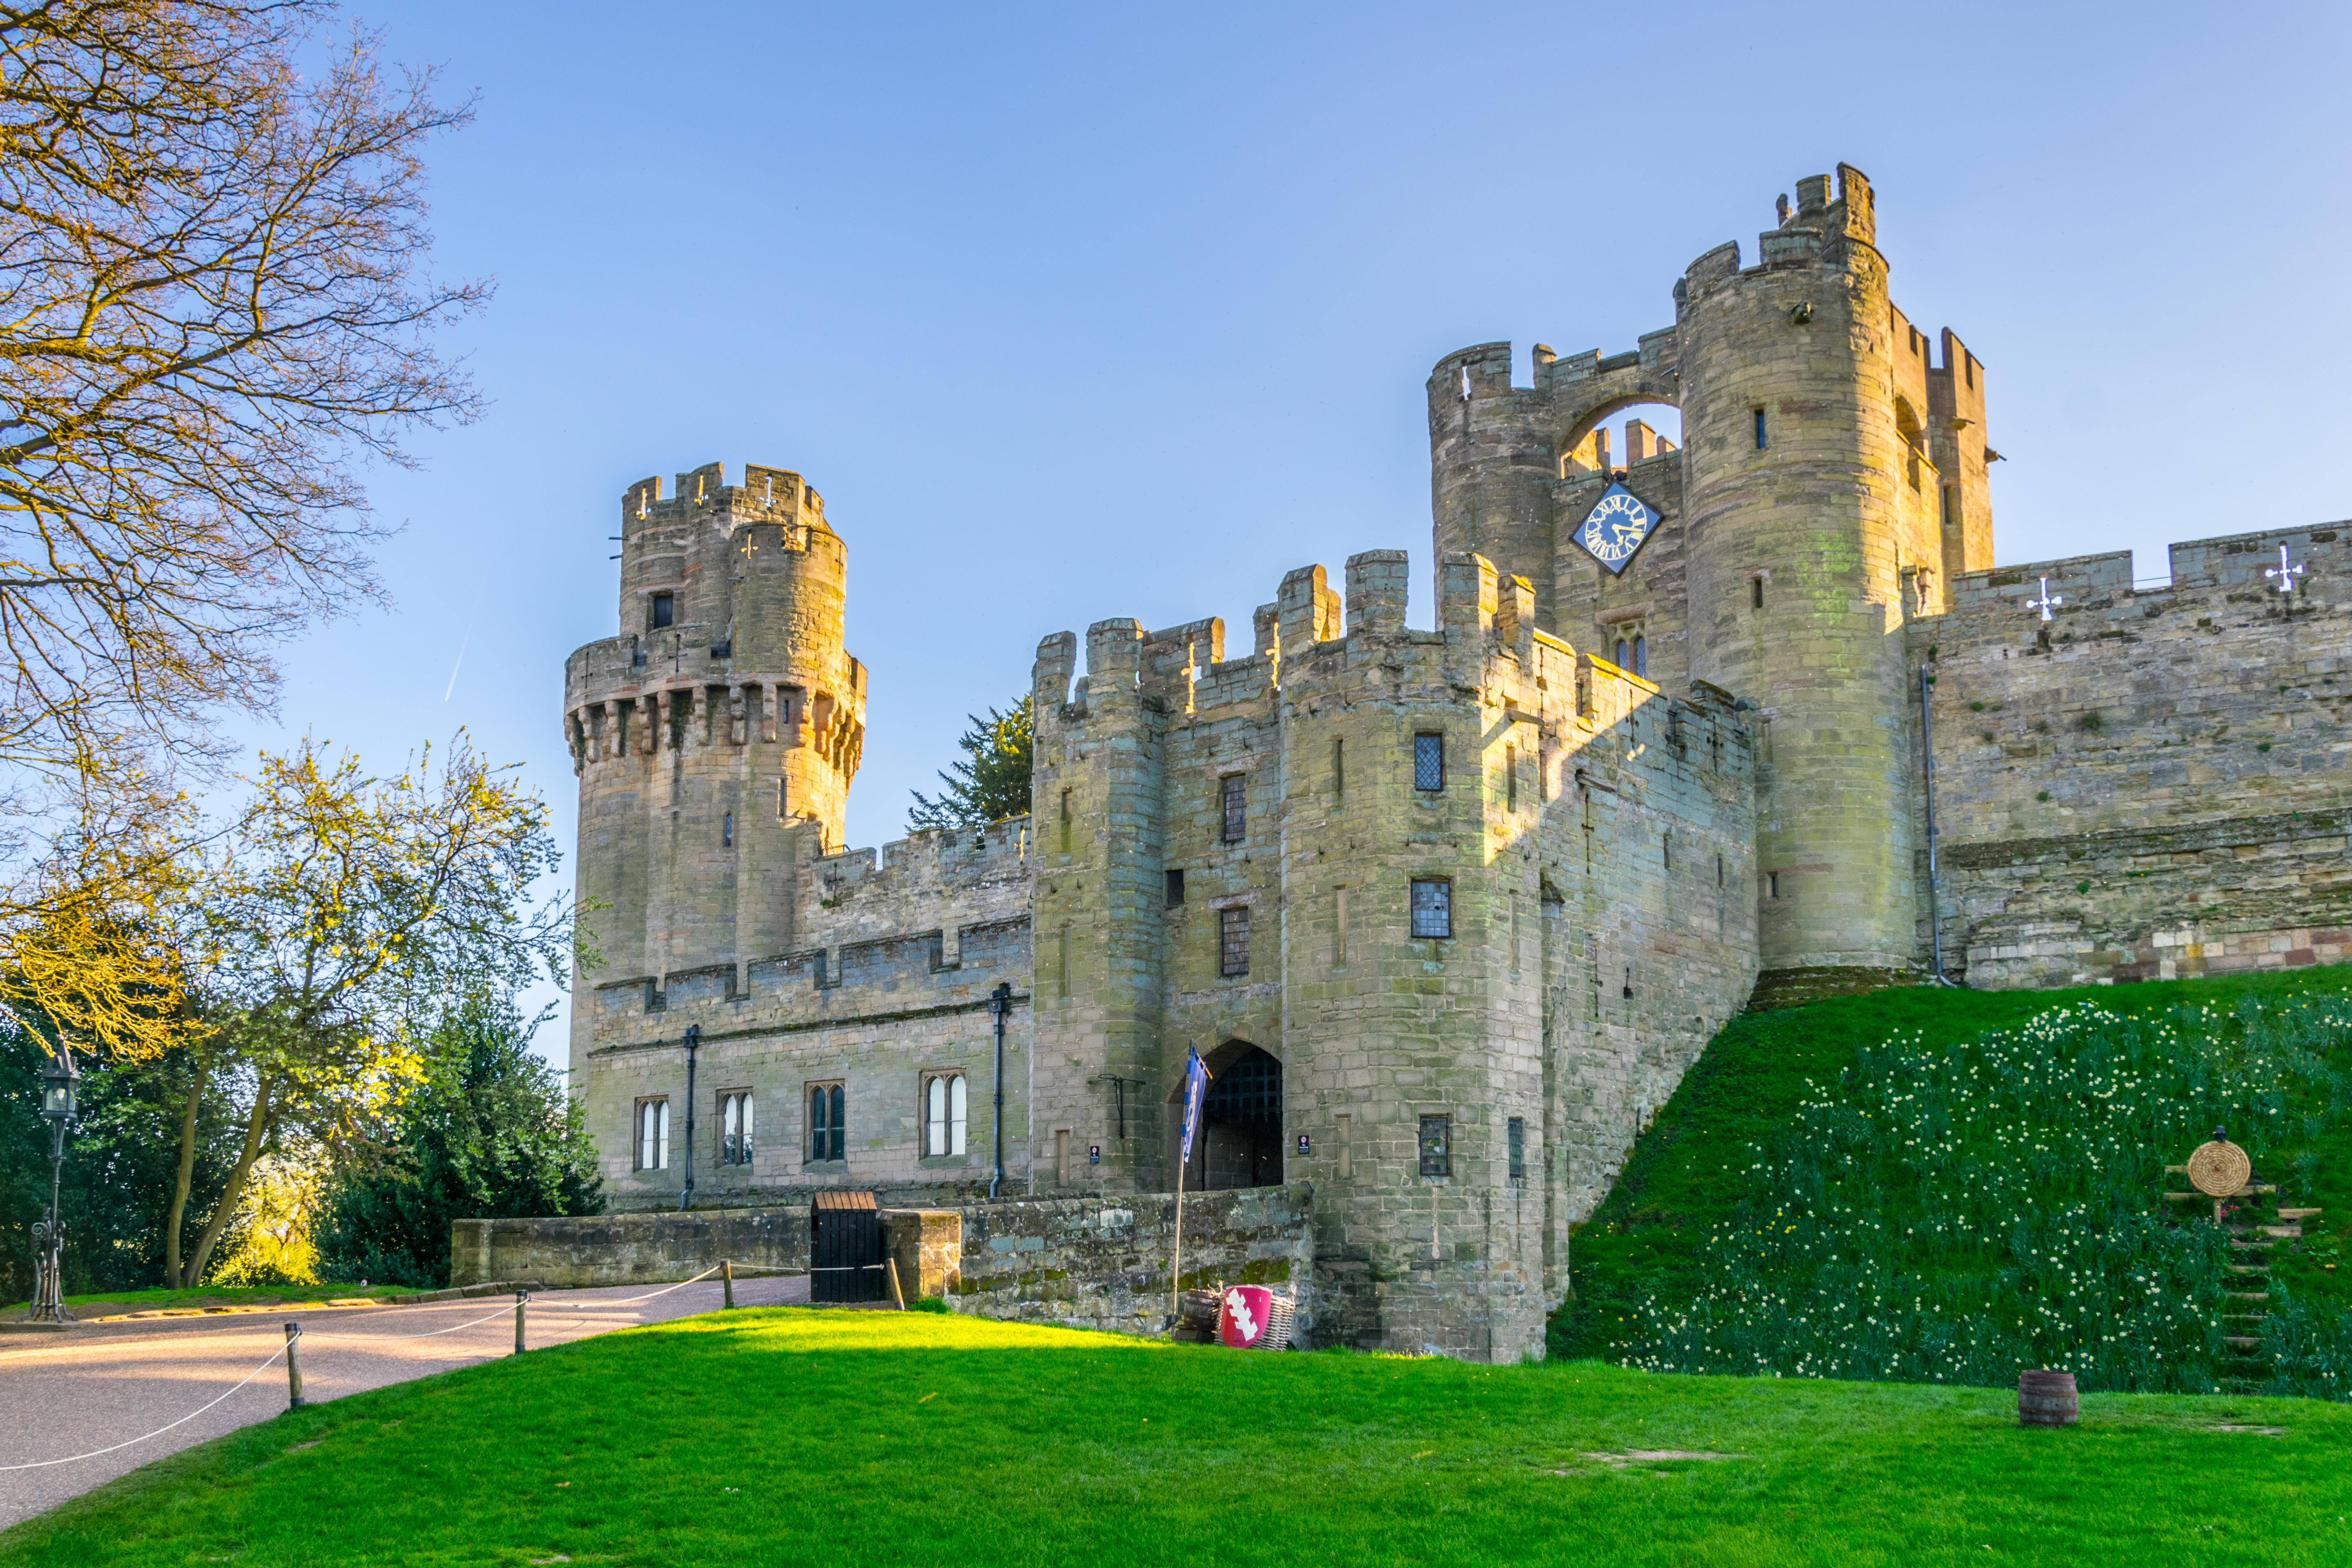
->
[1179,1049,1210,1165]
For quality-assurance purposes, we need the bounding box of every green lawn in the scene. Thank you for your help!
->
[2,1283,439,1316]
[5,1309,2351,1566]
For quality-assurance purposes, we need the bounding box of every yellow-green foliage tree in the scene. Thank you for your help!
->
[162,737,569,1288]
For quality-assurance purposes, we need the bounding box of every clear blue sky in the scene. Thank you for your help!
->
[253,2,2352,1053]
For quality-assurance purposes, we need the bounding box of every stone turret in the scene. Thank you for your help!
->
[1427,164,1998,998]
[564,462,867,1062]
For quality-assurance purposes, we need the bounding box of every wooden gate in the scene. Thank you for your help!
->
[811,1190,883,1302]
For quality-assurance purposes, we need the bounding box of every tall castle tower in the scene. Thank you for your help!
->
[1428,165,1994,996]
[563,461,866,1061]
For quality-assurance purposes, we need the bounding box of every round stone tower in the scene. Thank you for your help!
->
[563,461,866,1038]
[1672,165,1921,991]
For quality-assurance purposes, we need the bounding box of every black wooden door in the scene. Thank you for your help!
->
[812,1191,883,1302]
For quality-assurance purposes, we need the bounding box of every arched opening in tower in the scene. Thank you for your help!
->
[1199,1043,1283,1190]
[1559,402,1683,478]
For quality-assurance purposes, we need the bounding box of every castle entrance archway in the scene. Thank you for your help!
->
[1199,1043,1282,1189]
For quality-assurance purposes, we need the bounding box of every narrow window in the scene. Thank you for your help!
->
[1059,787,1072,854]
[1057,925,1071,996]
[1753,408,1768,449]
[1220,906,1250,977]
[1220,773,1246,842]
[1506,745,1518,812]
[1633,636,1647,679]
[1507,1117,1526,1182]
[637,1098,671,1170]
[723,811,733,848]
[1575,666,1593,716]
[776,778,787,819]
[808,1083,845,1164]
[1663,831,1672,871]
[1418,1115,1452,1178]
[1615,636,1629,668]
[1165,868,1186,907]
[719,1090,754,1166]
[1941,484,1957,530]
[1767,871,1780,900]
[1332,738,1345,802]
[1411,877,1453,939]
[1414,733,1445,792]
[1717,853,1724,887]
[1751,577,1764,610]
[925,1074,968,1157]
[1334,887,1349,967]
[650,591,675,630]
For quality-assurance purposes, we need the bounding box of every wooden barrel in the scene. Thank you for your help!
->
[2018,1369,2078,1427]
[1172,1287,1221,1342]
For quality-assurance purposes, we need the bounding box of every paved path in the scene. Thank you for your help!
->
[0,1272,812,1530]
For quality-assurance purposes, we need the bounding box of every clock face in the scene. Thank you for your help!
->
[1573,484,1659,576]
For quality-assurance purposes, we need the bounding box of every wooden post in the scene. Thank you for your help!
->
[514,1292,527,1355]
[723,1258,736,1309]
[283,1323,304,1409]
[886,1256,908,1310]
[1171,1155,1187,1327]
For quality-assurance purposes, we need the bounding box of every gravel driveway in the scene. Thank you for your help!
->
[0,1272,814,1529]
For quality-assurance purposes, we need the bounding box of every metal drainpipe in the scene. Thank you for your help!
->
[989,982,1011,1198]
[1918,664,1954,986]
[680,1024,700,1211]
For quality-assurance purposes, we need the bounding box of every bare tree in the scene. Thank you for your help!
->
[0,1,486,787]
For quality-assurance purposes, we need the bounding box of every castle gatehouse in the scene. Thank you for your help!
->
[540,165,2352,1360]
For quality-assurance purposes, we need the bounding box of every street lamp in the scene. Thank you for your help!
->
[26,1046,81,1326]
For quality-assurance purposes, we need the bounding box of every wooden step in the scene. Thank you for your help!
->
[2227,1292,2271,1303]
[2259,1225,2304,1239]
[2279,1207,2324,1221]
[2230,1240,2276,1252]
[2226,1336,2265,1350]
[2227,1264,2271,1275]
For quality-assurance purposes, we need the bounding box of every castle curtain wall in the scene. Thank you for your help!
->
[1915,527,2352,986]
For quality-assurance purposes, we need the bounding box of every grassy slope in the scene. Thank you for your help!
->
[1554,968,2352,1361]
[5,1309,2351,1568]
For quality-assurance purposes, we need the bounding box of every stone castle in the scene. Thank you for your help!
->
[559,165,2352,1360]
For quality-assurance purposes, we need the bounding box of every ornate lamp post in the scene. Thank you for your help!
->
[25,1047,81,1325]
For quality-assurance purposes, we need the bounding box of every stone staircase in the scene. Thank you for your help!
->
[2164,1165,2321,1393]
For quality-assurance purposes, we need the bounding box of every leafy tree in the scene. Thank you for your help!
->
[0,1014,241,1303]
[161,735,571,1286]
[314,990,601,1288]
[907,695,1032,832]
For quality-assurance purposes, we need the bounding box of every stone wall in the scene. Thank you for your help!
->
[952,1184,1314,1340]
[451,1185,1316,1344]
[1914,523,2352,987]
[451,1207,810,1289]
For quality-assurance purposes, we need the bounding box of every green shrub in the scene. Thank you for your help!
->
[912,1296,951,1315]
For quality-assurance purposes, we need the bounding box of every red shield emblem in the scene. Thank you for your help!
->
[1218,1285,1275,1348]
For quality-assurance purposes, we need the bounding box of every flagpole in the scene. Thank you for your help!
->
[1172,1144,1186,1326]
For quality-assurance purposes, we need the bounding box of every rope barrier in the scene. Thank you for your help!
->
[576,1264,727,1307]
[301,1301,523,1342]
[0,1340,290,1471]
